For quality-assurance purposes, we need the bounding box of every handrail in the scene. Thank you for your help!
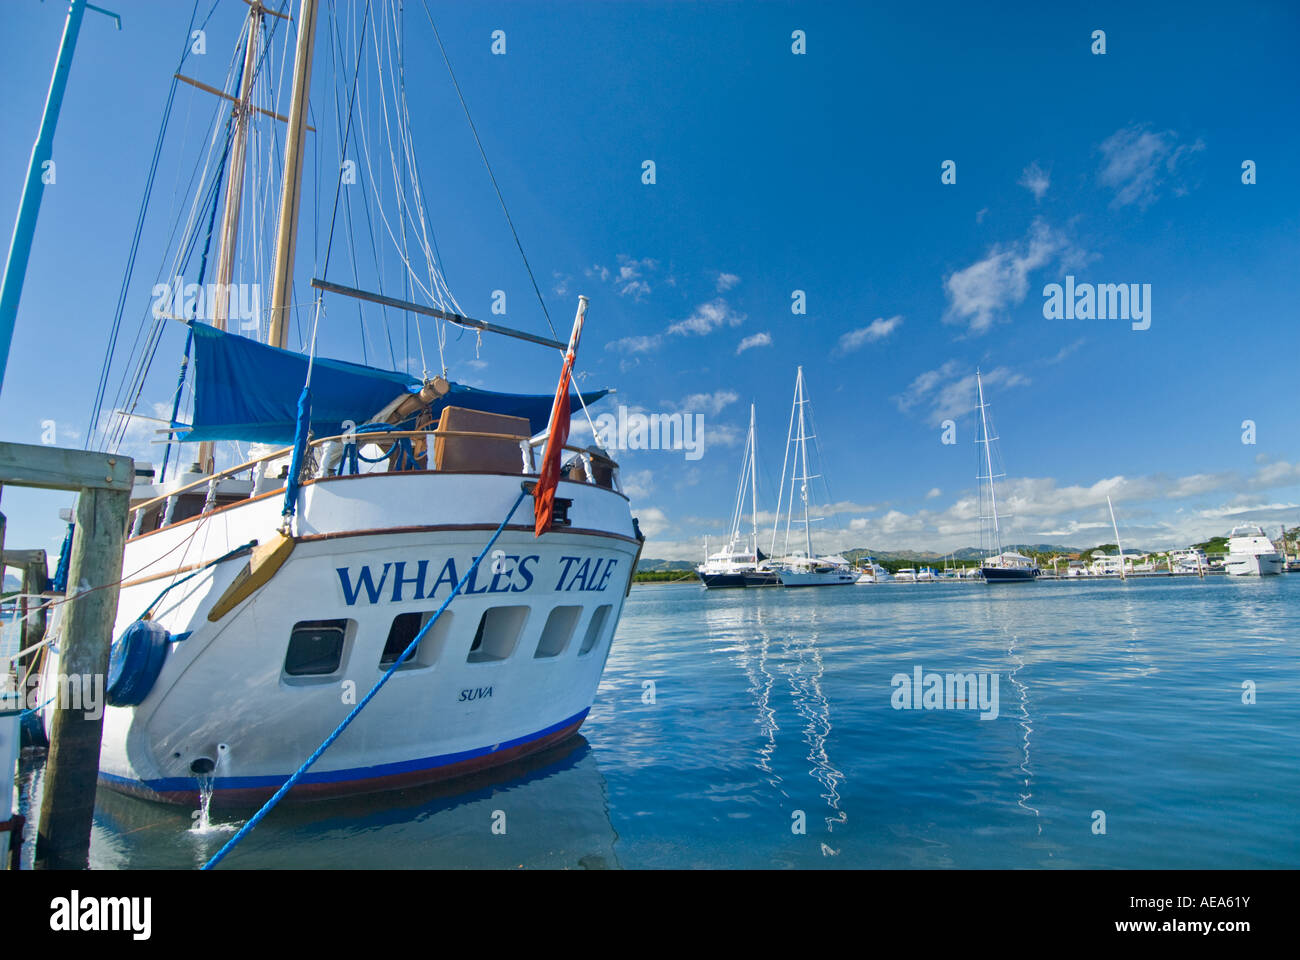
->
[128,427,615,518]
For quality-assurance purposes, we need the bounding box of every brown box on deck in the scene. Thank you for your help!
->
[433,406,530,474]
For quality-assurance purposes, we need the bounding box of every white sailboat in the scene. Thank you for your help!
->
[974,369,1039,583]
[37,1,641,806]
[697,404,779,588]
[770,367,855,587]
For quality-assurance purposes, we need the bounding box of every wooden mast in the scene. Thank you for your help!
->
[198,7,262,475]
[267,0,319,351]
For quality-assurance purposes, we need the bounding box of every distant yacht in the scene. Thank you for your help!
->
[974,369,1039,583]
[894,568,917,583]
[855,558,891,584]
[698,404,778,588]
[770,367,856,586]
[1225,525,1284,576]
[1171,548,1208,574]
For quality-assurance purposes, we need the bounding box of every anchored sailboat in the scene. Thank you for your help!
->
[39,1,641,805]
[770,367,855,587]
[697,404,778,588]
[974,369,1039,583]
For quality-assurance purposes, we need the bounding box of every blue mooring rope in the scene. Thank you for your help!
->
[202,488,530,869]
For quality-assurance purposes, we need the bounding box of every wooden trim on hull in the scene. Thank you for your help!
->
[296,524,641,548]
[99,711,589,806]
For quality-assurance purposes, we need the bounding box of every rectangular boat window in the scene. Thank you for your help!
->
[579,604,612,656]
[285,619,349,676]
[467,606,528,663]
[381,611,454,669]
[535,606,582,659]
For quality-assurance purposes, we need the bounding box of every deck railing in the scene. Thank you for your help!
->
[128,427,620,536]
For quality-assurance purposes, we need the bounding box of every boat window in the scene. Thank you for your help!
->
[380,611,453,669]
[467,606,528,663]
[579,604,613,656]
[535,606,582,658]
[285,619,350,676]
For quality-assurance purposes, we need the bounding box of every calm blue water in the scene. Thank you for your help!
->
[17,576,1300,868]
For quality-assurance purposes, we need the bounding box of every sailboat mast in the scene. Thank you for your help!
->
[796,366,813,558]
[772,372,798,557]
[267,0,320,350]
[976,369,1003,557]
[198,8,262,475]
[749,403,758,559]
[1107,495,1126,580]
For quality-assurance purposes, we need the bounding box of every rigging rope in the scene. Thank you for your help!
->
[419,0,559,342]
[203,487,530,870]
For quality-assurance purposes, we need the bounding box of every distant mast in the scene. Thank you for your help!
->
[748,402,759,560]
[976,369,1003,558]
[1107,495,1126,580]
[267,0,320,350]
[795,366,814,558]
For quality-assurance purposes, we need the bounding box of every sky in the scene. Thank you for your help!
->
[1,0,1298,563]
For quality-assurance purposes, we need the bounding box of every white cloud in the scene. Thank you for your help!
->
[943,219,1080,335]
[677,390,739,416]
[635,506,672,538]
[632,459,1300,556]
[836,315,902,353]
[605,334,663,354]
[715,272,741,293]
[736,331,772,355]
[926,487,942,499]
[667,298,746,337]
[587,256,659,299]
[894,361,1030,427]
[1018,161,1050,200]
[621,469,654,499]
[1098,123,1205,209]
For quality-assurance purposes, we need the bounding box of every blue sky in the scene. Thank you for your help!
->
[1,0,1298,561]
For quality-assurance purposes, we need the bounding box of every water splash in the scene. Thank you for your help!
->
[191,773,217,832]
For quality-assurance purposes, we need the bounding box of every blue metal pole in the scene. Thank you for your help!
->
[0,0,88,398]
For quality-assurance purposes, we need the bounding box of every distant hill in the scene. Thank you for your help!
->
[2,573,20,593]
[635,558,695,573]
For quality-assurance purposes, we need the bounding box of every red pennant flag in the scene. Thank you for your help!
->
[534,356,573,536]
[535,298,588,536]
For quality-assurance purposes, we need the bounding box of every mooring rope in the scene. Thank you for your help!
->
[202,488,529,869]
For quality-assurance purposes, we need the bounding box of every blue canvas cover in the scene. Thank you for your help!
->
[176,323,607,443]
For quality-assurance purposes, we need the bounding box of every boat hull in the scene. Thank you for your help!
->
[778,569,857,587]
[980,566,1040,582]
[1225,552,1284,576]
[697,571,749,589]
[46,471,638,806]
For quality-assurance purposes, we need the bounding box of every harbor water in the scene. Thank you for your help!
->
[15,575,1300,869]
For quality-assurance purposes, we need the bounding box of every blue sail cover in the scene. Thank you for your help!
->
[176,322,608,443]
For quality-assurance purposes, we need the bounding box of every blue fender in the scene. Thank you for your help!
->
[106,620,171,707]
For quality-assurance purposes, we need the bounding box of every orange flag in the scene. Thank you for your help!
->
[535,297,587,536]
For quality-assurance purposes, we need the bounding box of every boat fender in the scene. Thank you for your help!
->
[106,620,171,707]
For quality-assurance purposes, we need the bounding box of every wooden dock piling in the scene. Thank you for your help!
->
[0,442,132,870]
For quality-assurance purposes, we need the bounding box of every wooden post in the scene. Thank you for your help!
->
[34,485,128,869]
[20,554,48,676]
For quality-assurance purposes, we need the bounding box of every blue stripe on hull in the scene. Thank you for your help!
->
[100,708,590,795]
